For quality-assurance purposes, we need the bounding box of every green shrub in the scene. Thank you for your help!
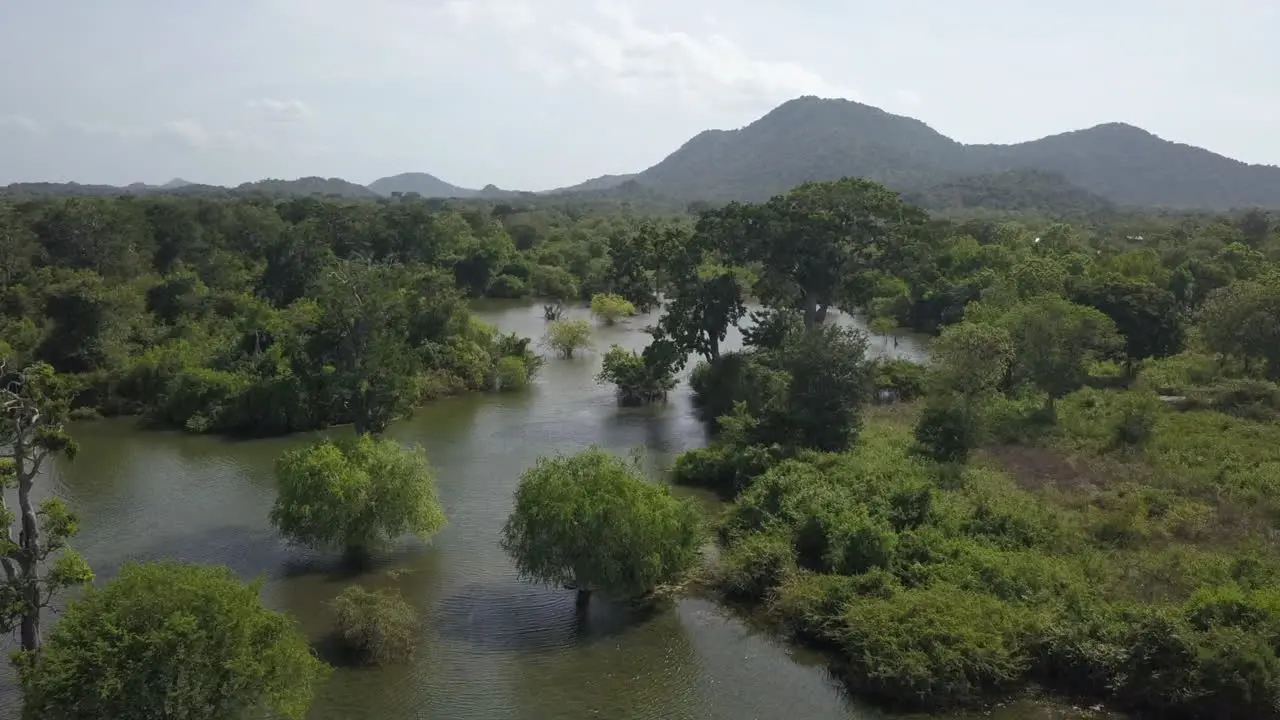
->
[331,586,420,666]
[832,584,1033,708]
[1137,351,1224,394]
[871,358,927,402]
[589,293,635,324]
[714,532,796,602]
[496,356,530,391]
[914,400,978,463]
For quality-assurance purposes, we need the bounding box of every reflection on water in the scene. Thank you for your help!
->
[0,301,1109,719]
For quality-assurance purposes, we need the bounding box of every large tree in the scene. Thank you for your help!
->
[1197,278,1280,380]
[19,561,329,720]
[270,435,447,557]
[1,360,93,655]
[501,448,702,608]
[1000,296,1123,410]
[717,178,927,327]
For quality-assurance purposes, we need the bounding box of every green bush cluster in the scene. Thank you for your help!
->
[709,412,1280,716]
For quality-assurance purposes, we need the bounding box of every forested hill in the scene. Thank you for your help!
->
[627,96,1280,209]
[7,96,1279,212]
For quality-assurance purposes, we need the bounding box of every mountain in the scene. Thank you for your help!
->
[367,172,477,198]
[626,96,1280,209]
[236,176,378,198]
[901,169,1116,218]
[544,173,639,195]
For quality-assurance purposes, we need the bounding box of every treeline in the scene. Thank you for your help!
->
[0,193,683,436]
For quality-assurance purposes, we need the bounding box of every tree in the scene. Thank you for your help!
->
[1198,279,1280,380]
[590,293,636,325]
[306,260,423,435]
[929,322,1014,403]
[756,325,875,453]
[1000,296,1123,411]
[719,178,926,328]
[270,435,446,557]
[330,585,419,666]
[543,318,593,358]
[658,265,747,362]
[1075,277,1184,373]
[19,561,328,720]
[501,448,702,608]
[605,224,659,312]
[1,361,93,655]
[596,337,681,406]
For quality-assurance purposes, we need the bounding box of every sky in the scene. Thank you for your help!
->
[1,0,1277,191]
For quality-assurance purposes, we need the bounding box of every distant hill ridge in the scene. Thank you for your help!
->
[4,96,1279,210]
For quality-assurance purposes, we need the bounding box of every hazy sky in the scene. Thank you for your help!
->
[1,0,1277,190]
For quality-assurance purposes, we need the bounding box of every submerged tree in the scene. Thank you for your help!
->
[270,435,446,557]
[501,448,702,608]
[330,585,419,666]
[543,318,593,358]
[590,293,636,325]
[20,561,328,720]
[596,335,682,406]
[1,360,94,655]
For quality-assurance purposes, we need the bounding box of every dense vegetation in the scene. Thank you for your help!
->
[0,192,682,437]
[635,178,1280,717]
[3,168,1280,718]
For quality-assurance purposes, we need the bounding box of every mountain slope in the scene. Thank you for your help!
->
[629,97,1280,209]
[367,172,478,198]
[636,97,967,202]
[901,169,1116,217]
[545,173,638,195]
[235,176,378,198]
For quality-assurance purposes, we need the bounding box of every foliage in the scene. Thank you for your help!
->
[496,356,530,391]
[596,343,679,405]
[330,585,420,666]
[1198,279,1280,380]
[501,448,702,601]
[543,318,593,358]
[1,360,93,654]
[270,435,446,555]
[870,358,927,402]
[19,561,328,720]
[590,292,636,325]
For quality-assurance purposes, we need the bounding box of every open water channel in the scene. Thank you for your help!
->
[1,301,1111,719]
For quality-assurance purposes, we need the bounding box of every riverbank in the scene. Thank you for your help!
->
[702,394,1280,718]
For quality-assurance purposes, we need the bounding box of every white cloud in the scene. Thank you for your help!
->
[273,0,854,108]
[0,114,43,135]
[553,3,855,106]
[247,98,313,123]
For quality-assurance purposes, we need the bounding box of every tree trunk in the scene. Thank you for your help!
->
[16,439,40,653]
[575,587,592,610]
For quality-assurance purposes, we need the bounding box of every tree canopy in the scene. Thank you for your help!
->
[19,561,328,720]
[270,435,446,555]
[501,448,702,605]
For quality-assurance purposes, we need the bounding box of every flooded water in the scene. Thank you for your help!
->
[0,301,1109,719]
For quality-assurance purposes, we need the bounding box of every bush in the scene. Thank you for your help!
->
[496,356,530,391]
[833,584,1033,708]
[1110,390,1162,449]
[589,293,635,325]
[543,319,592,358]
[487,274,529,298]
[714,532,796,602]
[331,586,420,665]
[914,400,979,463]
[20,561,328,720]
[871,358,928,402]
